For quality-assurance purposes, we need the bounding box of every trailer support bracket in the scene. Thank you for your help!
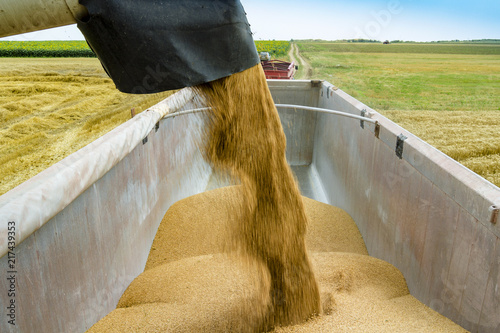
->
[360,109,366,128]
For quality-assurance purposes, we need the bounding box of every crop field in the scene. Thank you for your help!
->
[295,41,500,187]
[0,40,291,58]
[295,41,500,55]
[255,40,290,58]
[0,41,94,57]
[0,40,499,195]
[0,58,171,195]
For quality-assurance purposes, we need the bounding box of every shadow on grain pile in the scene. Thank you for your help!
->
[86,65,467,333]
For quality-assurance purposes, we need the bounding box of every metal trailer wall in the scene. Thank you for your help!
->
[268,80,321,166]
[302,80,499,333]
[0,89,215,332]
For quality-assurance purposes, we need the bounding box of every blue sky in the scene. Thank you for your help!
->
[1,0,499,42]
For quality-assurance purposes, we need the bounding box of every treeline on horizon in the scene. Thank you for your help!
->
[293,38,500,44]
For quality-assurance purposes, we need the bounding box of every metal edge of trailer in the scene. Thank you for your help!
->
[0,88,214,332]
[295,79,499,333]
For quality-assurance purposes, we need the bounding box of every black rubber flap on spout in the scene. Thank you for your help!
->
[77,0,260,94]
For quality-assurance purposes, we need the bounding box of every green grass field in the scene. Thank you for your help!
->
[295,41,500,55]
[295,41,500,186]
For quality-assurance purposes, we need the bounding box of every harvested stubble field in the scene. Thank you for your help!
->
[294,41,500,187]
[0,58,171,195]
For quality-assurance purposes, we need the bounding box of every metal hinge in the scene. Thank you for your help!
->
[311,80,323,88]
[395,134,407,159]
[374,122,380,138]
[326,85,337,98]
[490,205,499,224]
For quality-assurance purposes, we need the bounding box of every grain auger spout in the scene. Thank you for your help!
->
[0,0,260,93]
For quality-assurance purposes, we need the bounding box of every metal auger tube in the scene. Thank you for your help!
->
[0,0,87,38]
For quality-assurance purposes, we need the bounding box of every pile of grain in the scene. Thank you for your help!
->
[87,186,466,332]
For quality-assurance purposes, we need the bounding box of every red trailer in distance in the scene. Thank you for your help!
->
[261,59,297,79]
[259,52,297,79]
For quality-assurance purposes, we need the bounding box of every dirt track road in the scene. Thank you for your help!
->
[289,43,312,80]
